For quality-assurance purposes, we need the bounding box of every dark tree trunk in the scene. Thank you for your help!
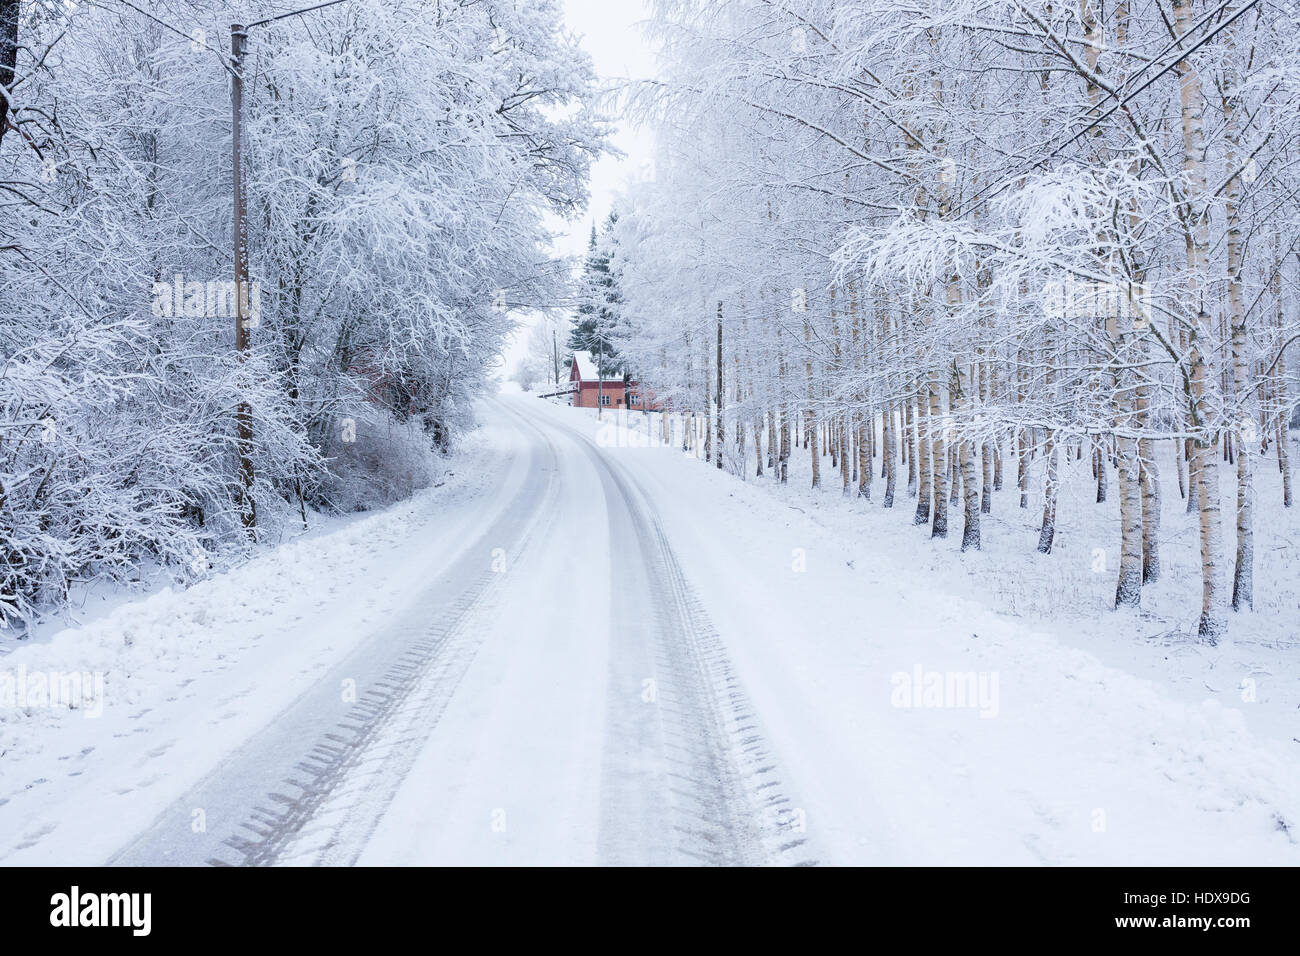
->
[0,0,19,150]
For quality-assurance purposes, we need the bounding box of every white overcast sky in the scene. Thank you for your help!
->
[500,0,657,378]
[552,0,657,258]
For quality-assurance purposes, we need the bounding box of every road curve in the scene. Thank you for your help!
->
[109,397,811,866]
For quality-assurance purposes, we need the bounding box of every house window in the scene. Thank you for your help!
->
[629,393,641,405]
[600,394,611,406]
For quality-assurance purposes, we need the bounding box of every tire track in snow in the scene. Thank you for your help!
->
[549,411,815,866]
[216,403,564,866]
[108,402,559,866]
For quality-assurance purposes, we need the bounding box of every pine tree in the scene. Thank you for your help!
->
[569,213,624,377]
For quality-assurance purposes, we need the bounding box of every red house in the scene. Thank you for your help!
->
[568,350,661,411]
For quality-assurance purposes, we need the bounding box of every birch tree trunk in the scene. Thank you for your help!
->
[716,304,724,471]
[1115,303,1143,607]
[979,360,993,513]
[883,401,897,507]
[1218,47,1252,609]
[958,371,981,551]
[914,385,931,523]
[805,317,819,489]
[906,375,918,497]
[1116,431,1144,606]
[929,372,948,537]
[1174,0,1227,641]
[1277,346,1292,508]
[767,408,776,471]
[704,337,713,464]
[1136,375,1161,583]
[1038,328,1059,553]
[1271,236,1291,507]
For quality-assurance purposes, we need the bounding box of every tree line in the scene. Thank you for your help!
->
[607,0,1299,642]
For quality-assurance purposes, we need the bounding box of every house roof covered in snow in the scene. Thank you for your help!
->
[571,350,623,383]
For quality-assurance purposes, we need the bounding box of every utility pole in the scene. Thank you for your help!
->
[226,0,358,533]
[552,329,559,385]
[597,336,604,420]
[231,23,255,531]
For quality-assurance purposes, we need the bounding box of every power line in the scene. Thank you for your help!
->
[247,0,363,30]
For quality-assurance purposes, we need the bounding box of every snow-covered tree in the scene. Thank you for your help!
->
[0,0,608,628]
[570,213,625,378]
[609,0,1300,642]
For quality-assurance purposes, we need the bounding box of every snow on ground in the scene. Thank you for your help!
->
[351,414,612,866]
[551,399,1300,863]
[585,403,1300,740]
[0,419,520,865]
[1,394,1296,865]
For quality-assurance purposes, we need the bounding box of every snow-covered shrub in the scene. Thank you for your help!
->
[314,408,443,514]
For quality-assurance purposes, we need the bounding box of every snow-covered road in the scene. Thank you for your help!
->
[103,397,812,866]
[3,395,1297,866]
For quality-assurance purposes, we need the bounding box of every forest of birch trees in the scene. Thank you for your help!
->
[609,0,1300,641]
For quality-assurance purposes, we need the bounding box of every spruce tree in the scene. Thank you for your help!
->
[568,213,624,378]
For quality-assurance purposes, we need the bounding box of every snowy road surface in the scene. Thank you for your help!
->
[2,395,1297,865]
[105,397,813,866]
